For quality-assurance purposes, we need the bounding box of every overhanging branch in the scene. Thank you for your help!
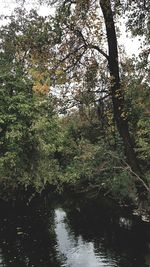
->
[74,29,109,60]
[88,44,109,60]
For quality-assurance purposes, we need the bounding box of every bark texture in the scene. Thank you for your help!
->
[100,0,139,172]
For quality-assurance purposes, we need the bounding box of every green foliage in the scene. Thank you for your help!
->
[0,3,150,210]
[108,171,137,202]
[0,69,61,199]
[50,114,137,203]
[0,43,61,200]
[123,59,150,170]
[124,0,150,42]
[136,118,150,163]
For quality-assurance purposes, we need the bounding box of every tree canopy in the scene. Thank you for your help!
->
[0,0,150,214]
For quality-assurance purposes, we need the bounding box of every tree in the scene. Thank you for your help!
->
[41,0,150,198]
[38,0,138,170]
[1,1,150,205]
[99,0,139,171]
[0,13,62,201]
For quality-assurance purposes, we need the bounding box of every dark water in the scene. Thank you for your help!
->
[0,197,150,267]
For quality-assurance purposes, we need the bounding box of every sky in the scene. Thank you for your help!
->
[0,0,55,16]
[0,0,143,57]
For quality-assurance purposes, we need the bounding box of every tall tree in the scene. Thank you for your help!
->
[44,0,139,171]
[39,0,150,198]
[99,0,139,171]
[2,1,149,198]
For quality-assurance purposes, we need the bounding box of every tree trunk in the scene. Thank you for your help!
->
[99,0,139,172]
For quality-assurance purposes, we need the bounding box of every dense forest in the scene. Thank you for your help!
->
[0,0,150,217]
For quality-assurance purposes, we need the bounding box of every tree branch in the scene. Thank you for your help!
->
[88,44,109,60]
[123,162,150,194]
[65,49,86,73]
[74,29,109,60]
[109,152,150,194]
[59,45,85,63]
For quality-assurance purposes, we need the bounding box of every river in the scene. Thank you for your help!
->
[0,196,149,267]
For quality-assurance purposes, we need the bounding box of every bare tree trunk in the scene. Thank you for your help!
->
[100,0,139,172]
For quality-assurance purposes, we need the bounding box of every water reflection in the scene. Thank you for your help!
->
[54,208,117,267]
[0,199,149,267]
[0,204,60,267]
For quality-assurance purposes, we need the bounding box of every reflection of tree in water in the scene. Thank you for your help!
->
[62,197,150,267]
[0,200,61,267]
[0,196,149,267]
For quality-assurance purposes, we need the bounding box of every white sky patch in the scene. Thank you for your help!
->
[38,5,56,16]
[0,0,55,16]
[0,0,143,57]
[118,18,144,56]
[0,0,28,15]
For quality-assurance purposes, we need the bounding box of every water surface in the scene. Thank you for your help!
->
[0,199,149,267]
[54,208,118,267]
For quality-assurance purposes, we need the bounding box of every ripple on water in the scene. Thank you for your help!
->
[54,208,118,267]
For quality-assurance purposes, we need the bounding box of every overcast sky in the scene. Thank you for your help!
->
[0,0,143,57]
[0,0,55,16]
